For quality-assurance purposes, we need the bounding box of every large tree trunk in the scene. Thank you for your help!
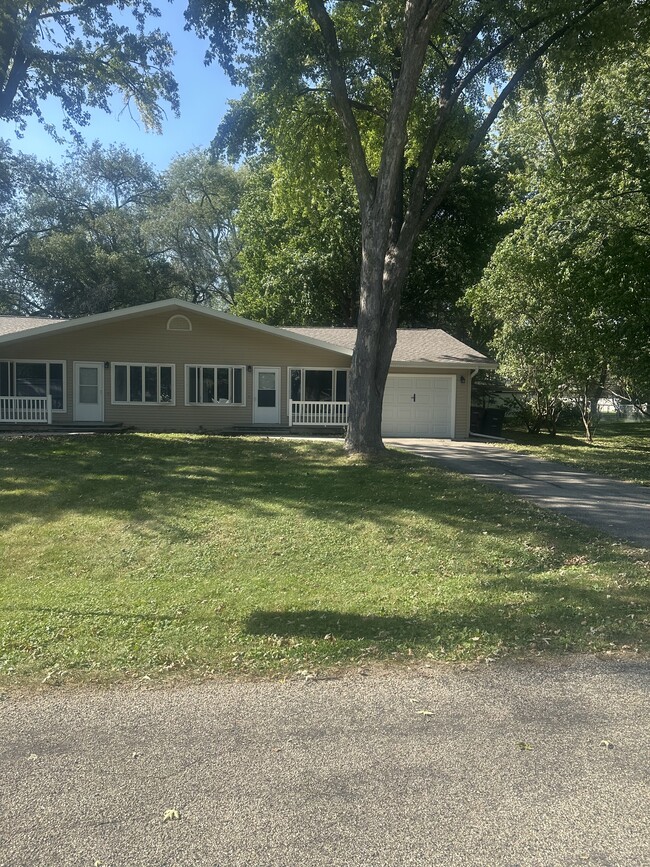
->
[345,220,414,455]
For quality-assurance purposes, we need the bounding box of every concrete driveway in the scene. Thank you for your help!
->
[1,657,649,867]
[386,439,650,548]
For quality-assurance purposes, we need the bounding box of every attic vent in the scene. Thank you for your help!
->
[167,314,192,332]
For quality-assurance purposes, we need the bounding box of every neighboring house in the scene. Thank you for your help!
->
[0,299,496,438]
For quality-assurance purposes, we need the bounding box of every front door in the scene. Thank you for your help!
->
[74,362,104,422]
[253,367,280,424]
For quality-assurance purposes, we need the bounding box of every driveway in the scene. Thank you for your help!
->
[1,658,649,866]
[386,439,650,548]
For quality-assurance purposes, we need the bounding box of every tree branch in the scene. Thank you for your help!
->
[307,0,375,211]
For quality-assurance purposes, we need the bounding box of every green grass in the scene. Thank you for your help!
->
[0,434,648,686]
[501,422,650,486]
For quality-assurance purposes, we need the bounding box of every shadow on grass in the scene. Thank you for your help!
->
[0,604,175,622]
[244,575,649,649]
[0,432,599,554]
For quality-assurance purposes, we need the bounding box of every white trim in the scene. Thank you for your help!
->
[389,360,497,370]
[184,364,246,407]
[111,362,176,405]
[286,366,349,416]
[73,361,104,423]
[253,366,281,424]
[0,358,66,414]
[451,374,457,439]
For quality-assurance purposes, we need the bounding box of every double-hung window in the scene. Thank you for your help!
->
[186,365,245,405]
[112,363,174,404]
[0,360,65,411]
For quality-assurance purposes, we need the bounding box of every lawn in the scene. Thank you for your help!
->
[501,422,650,486]
[0,434,648,686]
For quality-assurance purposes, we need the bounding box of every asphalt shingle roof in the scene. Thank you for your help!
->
[281,327,492,365]
[0,316,65,336]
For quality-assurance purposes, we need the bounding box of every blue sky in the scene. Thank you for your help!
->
[1,2,240,170]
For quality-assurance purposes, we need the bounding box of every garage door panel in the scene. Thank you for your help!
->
[382,375,453,438]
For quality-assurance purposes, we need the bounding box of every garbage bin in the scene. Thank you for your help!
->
[470,406,485,434]
[482,408,506,437]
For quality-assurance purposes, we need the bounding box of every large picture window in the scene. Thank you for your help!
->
[186,365,245,406]
[112,363,174,404]
[0,360,65,411]
[289,368,348,403]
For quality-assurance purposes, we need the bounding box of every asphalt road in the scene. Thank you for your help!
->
[386,440,650,549]
[1,657,649,867]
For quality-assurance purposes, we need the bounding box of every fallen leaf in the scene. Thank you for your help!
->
[516,742,534,751]
[163,808,180,822]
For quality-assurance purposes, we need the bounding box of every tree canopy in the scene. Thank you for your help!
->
[467,46,650,439]
[0,1,178,136]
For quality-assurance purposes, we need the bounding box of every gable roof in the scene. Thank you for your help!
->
[0,299,495,368]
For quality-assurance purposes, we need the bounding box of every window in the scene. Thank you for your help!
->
[0,360,65,411]
[186,366,245,406]
[112,364,174,404]
[289,368,348,404]
[167,314,192,331]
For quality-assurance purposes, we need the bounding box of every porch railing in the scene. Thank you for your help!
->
[0,395,52,424]
[290,400,348,427]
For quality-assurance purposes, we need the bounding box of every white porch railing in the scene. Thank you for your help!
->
[0,395,52,424]
[290,400,348,426]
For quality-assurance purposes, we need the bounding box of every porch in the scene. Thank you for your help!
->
[0,395,52,425]
[289,400,349,427]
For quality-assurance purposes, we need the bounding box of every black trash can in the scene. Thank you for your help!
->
[482,408,506,437]
[470,406,485,434]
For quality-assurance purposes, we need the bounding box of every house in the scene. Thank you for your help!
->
[0,299,496,438]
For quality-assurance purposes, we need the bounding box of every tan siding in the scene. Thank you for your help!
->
[1,311,470,434]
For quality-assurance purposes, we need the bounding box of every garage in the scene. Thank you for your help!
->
[381,374,454,438]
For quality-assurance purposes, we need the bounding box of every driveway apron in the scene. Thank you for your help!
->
[386,439,650,548]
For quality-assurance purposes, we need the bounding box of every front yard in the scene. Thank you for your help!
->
[502,422,650,486]
[0,434,647,685]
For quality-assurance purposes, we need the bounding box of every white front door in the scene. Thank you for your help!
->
[253,367,281,424]
[74,362,104,422]
[382,375,454,437]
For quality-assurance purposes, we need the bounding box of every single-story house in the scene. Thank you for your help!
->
[0,299,496,438]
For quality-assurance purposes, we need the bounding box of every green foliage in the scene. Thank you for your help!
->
[233,160,361,324]
[0,1,178,136]
[468,48,650,439]
[0,141,180,316]
[0,142,248,316]
[148,150,244,308]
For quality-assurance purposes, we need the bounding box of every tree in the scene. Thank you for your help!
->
[0,141,182,316]
[0,1,178,135]
[186,0,645,454]
[146,150,243,308]
[234,153,503,332]
[233,160,361,325]
[467,47,650,440]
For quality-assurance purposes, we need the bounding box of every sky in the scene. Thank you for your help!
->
[1,2,240,171]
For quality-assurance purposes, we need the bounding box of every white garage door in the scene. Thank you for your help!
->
[381,375,454,438]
